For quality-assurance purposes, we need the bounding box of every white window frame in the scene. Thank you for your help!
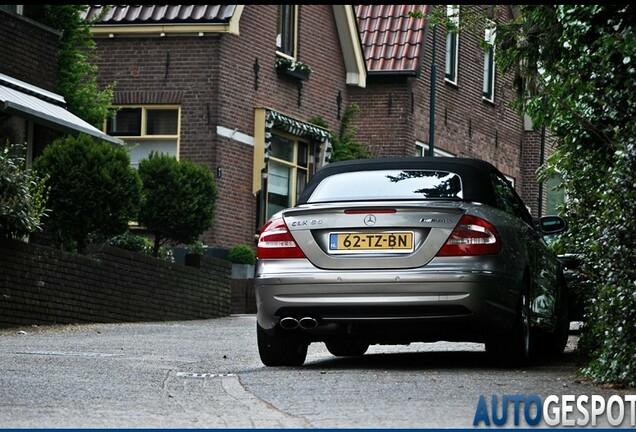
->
[276,5,298,60]
[444,5,460,85]
[415,141,455,157]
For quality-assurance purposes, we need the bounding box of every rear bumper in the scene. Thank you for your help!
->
[255,258,521,344]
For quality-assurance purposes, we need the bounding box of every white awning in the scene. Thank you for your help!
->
[0,73,122,145]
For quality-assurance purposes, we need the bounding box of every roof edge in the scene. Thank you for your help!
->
[332,5,367,88]
[88,5,243,37]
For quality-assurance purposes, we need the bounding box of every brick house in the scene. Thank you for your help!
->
[85,4,560,255]
[0,5,121,164]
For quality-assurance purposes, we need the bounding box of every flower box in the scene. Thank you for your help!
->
[275,56,311,81]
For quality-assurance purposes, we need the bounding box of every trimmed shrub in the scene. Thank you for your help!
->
[228,244,256,265]
[138,152,216,257]
[106,231,174,262]
[32,134,142,253]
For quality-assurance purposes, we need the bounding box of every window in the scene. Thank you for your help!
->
[276,5,297,58]
[308,170,463,203]
[266,132,312,220]
[482,22,496,102]
[0,5,23,14]
[546,172,566,215]
[445,5,460,84]
[415,141,455,157]
[106,106,179,168]
[491,173,534,226]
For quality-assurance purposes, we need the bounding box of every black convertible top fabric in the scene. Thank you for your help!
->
[297,157,503,206]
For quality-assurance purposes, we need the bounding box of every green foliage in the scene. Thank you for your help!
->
[32,134,142,253]
[0,144,49,240]
[309,103,370,162]
[106,231,174,262]
[106,232,151,254]
[228,244,256,265]
[24,5,115,128]
[137,153,217,257]
[188,239,206,256]
[496,5,636,386]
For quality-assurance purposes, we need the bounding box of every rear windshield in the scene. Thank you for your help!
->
[307,170,463,202]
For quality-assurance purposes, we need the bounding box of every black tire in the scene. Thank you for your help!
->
[486,289,531,367]
[325,341,369,357]
[257,323,308,367]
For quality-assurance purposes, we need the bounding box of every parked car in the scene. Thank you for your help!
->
[255,157,569,366]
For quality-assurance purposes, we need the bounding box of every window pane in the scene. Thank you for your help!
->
[297,141,308,167]
[277,5,295,56]
[308,170,463,202]
[147,109,178,135]
[547,174,565,215]
[270,134,294,162]
[445,33,456,79]
[483,47,493,97]
[126,139,177,169]
[267,161,292,219]
[296,167,307,202]
[107,108,141,136]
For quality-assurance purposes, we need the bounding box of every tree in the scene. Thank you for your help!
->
[309,102,370,162]
[32,134,142,253]
[494,5,636,386]
[0,144,49,241]
[137,153,217,257]
[23,5,115,128]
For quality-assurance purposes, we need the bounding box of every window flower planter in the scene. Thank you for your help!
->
[275,56,311,81]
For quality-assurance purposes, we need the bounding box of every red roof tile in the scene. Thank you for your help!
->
[84,5,236,24]
[85,4,429,75]
[355,4,430,74]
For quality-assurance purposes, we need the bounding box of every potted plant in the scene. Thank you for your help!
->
[275,56,311,81]
[228,244,256,279]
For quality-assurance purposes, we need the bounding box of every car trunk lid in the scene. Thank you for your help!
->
[282,201,465,270]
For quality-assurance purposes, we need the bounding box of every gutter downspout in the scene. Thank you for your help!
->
[428,23,437,157]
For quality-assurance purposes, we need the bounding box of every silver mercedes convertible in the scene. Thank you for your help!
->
[255,157,569,367]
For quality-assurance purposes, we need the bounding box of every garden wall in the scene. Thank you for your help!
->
[0,239,231,328]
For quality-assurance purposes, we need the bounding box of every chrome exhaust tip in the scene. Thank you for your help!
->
[298,317,318,330]
[279,317,299,330]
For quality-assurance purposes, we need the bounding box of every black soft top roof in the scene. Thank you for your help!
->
[297,157,502,206]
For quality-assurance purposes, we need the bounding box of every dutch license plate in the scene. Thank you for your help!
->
[328,231,414,254]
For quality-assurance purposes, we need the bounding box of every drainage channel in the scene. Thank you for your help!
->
[16,351,125,358]
[175,372,236,379]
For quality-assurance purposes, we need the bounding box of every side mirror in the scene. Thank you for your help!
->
[538,215,567,234]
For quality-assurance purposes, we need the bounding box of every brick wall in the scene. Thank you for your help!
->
[0,240,231,328]
[350,77,415,158]
[0,9,59,91]
[213,5,351,247]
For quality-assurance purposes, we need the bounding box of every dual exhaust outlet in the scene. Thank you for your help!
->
[280,316,318,330]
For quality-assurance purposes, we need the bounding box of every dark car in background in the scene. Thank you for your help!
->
[255,157,569,367]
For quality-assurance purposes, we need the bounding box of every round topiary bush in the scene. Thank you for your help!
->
[228,244,256,265]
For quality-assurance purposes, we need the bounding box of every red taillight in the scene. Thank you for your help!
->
[257,217,306,259]
[437,215,501,256]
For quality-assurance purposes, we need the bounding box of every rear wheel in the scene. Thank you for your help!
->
[325,341,369,357]
[257,323,308,366]
[486,289,531,367]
